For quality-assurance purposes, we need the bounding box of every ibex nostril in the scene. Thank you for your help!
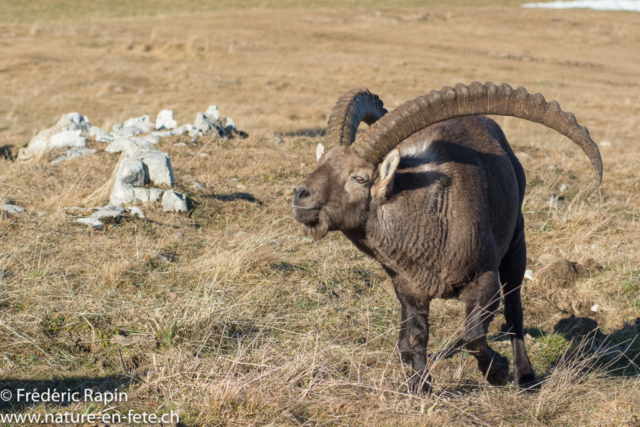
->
[294,185,312,199]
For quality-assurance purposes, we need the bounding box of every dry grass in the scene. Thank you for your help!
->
[1,1,639,426]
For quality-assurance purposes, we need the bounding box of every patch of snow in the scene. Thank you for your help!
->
[522,0,640,12]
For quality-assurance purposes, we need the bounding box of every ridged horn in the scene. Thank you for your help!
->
[325,88,387,148]
[353,81,603,185]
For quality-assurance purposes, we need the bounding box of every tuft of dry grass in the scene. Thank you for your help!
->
[1,1,640,426]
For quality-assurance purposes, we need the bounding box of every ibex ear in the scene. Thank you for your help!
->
[376,149,400,201]
[316,143,325,162]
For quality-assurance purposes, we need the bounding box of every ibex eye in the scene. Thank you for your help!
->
[352,176,366,184]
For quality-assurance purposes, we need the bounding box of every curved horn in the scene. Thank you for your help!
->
[354,81,603,185]
[325,88,387,148]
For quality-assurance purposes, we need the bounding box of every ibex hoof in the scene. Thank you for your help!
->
[409,373,432,395]
[484,354,510,387]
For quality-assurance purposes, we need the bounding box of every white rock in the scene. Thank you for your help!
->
[591,304,599,312]
[109,182,135,206]
[77,217,103,230]
[2,204,25,214]
[132,150,174,187]
[124,115,152,129]
[109,149,175,206]
[191,181,203,189]
[105,137,155,155]
[63,112,91,134]
[156,109,178,130]
[148,188,164,202]
[173,142,187,148]
[18,113,91,160]
[133,187,166,204]
[91,205,125,222]
[113,115,155,138]
[137,134,160,145]
[105,138,129,154]
[170,124,202,138]
[118,158,147,187]
[151,130,173,138]
[225,117,236,132]
[194,112,216,133]
[133,187,150,203]
[51,147,96,164]
[89,126,113,143]
[162,190,188,212]
[524,270,534,280]
[129,207,145,218]
[559,183,568,193]
[48,130,87,150]
[123,115,154,133]
[205,105,220,122]
[600,141,611,147]
[94,205,125,214]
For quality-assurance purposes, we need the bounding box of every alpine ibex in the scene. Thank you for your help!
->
[292,82,603,393]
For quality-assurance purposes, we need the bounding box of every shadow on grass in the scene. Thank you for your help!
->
[0,145,13,160]
[0,375,132,413]
[204,192,262,205]
[279,128,326,138]
[552,315,640,378]
[431,315,639,394]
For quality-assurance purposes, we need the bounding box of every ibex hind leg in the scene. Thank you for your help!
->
[499,218,537,388]
[463,270,510,387]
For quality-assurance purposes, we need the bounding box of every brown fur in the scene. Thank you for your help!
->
[293,116,536,393]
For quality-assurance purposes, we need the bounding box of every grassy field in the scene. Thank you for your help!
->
[1,1,639,425]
